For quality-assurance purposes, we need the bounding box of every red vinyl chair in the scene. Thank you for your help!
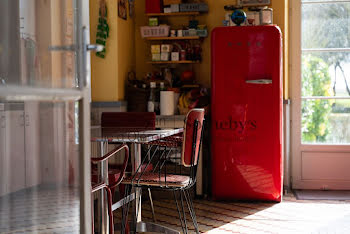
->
[97,112,157,222]
[91,183,113,234]
[122,109,205,234]
[91,143,129,234]
[94,112,156,195]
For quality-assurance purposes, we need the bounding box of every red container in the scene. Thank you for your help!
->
[145,0,162,13]
[211,26,283,202]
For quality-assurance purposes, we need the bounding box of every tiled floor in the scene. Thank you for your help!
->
[0,186,80,234]
[134,193,350,234]
[1,189,350,234]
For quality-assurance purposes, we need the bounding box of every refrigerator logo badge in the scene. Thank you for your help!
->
[216,117,257,133]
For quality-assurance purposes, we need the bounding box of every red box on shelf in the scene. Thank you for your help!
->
[145,0,162,13]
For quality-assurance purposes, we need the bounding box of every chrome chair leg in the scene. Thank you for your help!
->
[121,184,132,234]
[173,190,186,234]
[180,190,188,234]
[91,197,95,233]
[184,189,199,234]
[148,188,157,222]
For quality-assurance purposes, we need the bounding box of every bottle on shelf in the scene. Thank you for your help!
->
[156,81,166,115]
[160,82,165,91]
[155,82,161,114]
[164,68,173,85]
[148,82,156,112]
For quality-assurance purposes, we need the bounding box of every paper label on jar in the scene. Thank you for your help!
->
[148,101,155,112]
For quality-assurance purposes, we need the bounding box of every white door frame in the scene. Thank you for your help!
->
[290,0,350,190]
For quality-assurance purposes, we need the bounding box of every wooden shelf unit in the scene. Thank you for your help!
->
[145,11,205,66]
[146,12,200,17]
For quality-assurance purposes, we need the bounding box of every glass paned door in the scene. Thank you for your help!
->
[0,0,91,233]
[291,0,350,190]
[301,1,350,144]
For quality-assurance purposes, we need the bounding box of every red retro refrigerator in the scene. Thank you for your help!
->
[211,26,283,201]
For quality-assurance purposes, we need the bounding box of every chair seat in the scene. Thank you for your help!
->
[91,168,122,185]
[91,164,154,185]
[146,139,182,147]
[122,172,190,188]
[146,134,183,147]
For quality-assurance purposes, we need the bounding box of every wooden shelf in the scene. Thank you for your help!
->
[148,60,199,64]
[145,11,204,66]
[146,12,200,17]
[145,36,200,41]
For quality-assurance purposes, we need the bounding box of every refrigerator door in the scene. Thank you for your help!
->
[211,26,283,201]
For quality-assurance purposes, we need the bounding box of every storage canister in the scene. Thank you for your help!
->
[260,8,273,25]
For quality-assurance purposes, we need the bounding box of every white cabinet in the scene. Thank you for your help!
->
[25,102,40,187]
[39,103,65,184]
[0,102,40,196]
[4,103,26,194]
[0,104,7,196]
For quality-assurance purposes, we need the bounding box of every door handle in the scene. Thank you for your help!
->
[87,44,104,52]
[245,79,272,84]
[80,27,104,89]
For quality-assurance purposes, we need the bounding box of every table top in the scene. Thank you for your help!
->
[91,127,183,143]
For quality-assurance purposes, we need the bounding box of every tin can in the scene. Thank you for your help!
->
[170,30,176,37]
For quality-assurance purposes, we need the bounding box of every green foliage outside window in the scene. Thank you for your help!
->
[301,55,333,142]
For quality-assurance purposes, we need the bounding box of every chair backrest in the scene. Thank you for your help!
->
[101,112,156,130]
[181,109,205,167]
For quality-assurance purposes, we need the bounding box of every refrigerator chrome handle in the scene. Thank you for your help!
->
[246,79,272,84]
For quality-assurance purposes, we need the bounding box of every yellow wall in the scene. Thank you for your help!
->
[134,0,289,96]
[271,0,289,99]
[90,0,135,101]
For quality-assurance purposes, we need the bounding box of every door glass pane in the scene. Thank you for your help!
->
[302,99,350,144]
[301,1,350,144]
[0,100,80,233]
[302,52,350,98]
[302,2,350,49]
[0,0,77,88]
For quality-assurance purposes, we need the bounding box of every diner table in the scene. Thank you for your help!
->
[91,126,183,234]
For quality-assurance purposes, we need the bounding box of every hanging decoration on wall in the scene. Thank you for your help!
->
[129,0,135,18]
[96,0,109,58]
[118,0,127,20]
